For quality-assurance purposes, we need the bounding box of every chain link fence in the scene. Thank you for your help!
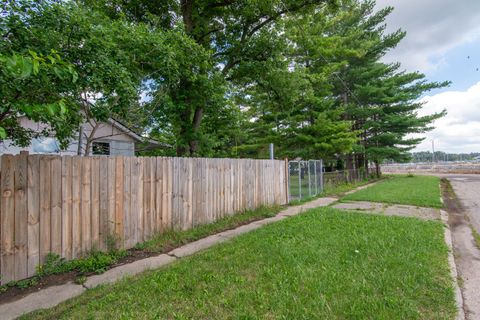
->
[288,160,323,201]
[288,160,368,202]
[323,169,367,187]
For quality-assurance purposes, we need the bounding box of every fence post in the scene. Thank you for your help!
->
[284,158,289,204]
[308,160,311,197]
[298,162,302,199]
[320,159,324,193]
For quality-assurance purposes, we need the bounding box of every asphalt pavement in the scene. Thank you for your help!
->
[440,174,480,234]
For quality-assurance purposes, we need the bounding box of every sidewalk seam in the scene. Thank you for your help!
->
[441,210,466,320]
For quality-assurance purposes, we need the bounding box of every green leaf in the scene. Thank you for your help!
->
[0,127,7,139]
[46,104,57,116]
[53,66,64,79]
[32,59,40,75]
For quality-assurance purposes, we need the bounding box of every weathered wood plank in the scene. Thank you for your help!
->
[131,157,141,244]
[142,157,150,241]
[186,158,193,229]
[14,153,28,280]
[50,156,62,256]
[1,155,15,284]
[123,157,131,247]
[81,157,92,254]
[137,158,144,242]
[149,157,156,236]
[155,158,163,232]
[27,155,40,277]
[61,156,72,260]
[115,157,124,246]
[90,157,100,249]
[172,157,181,230]
[107,158,116,244]
[39,156,51,264]
[99,158,108,251]
[71,157,82,258]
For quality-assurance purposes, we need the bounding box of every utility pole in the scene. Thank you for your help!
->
[269,143,274,160]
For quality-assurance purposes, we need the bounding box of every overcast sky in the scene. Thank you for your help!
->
[375,0,480,153]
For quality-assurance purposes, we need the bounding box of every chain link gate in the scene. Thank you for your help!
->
[288,160,323,201]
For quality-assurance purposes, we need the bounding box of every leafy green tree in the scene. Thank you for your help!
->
[82,0,336,156]
[0,50,81,148]
[299,0,448,175]
[2,1,210,154]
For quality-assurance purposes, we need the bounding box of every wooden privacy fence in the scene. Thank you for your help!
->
[0,153,288,284]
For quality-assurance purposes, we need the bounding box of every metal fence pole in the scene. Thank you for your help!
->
[314,160,317,196]
[298,161,302,199]
[320,159,324,193]
[308,160,312,197]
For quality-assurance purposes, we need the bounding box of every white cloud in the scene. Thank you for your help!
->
[376,0,480,72]
[414,81,480,153]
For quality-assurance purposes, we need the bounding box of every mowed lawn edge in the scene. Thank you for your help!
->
[22,208,456,320]
[342,175,443,208]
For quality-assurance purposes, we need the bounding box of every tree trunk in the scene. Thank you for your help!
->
[345,153,354,171]
[188,107,203,155]
[374,160,381,178]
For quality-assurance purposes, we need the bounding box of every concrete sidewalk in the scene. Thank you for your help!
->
[0,195,341,320]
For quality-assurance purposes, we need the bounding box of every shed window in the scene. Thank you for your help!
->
[92,142,110,155]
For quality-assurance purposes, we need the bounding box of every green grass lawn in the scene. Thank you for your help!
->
[342,175,443,208]
[23,207,455,319]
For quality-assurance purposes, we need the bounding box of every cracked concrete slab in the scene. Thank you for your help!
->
[277,207,302,217]
[216,223,264,239]
[253,215,287,225]
[168,235,227,258]
[332,201,441,221]
[0,282,85,320]
[332,201,385,211]
[300,197,338,210]
[84,254,177,289]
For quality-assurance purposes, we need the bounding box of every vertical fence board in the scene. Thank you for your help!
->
[186,158,193,229]
[50,156,62,256]
[142,158,150,241]
[27,155,40,277]
[107,158,116,241]
[149,157,156,236]
[130,158,142,244]
[39,156,51,264]
[99,158,108,251]
[81,157,92,254]
[1,155,15,284]
[137,157,144,243]
[123,157,131,247]
[160,158,168,231]
[14,153,28,280]
[91,158,100,249]
[115,157,124,245]
[71,157,82,258]
[155,158,163,232]
[61,157,73,259]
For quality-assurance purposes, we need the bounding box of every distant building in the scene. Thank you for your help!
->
[1,116,162,156]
